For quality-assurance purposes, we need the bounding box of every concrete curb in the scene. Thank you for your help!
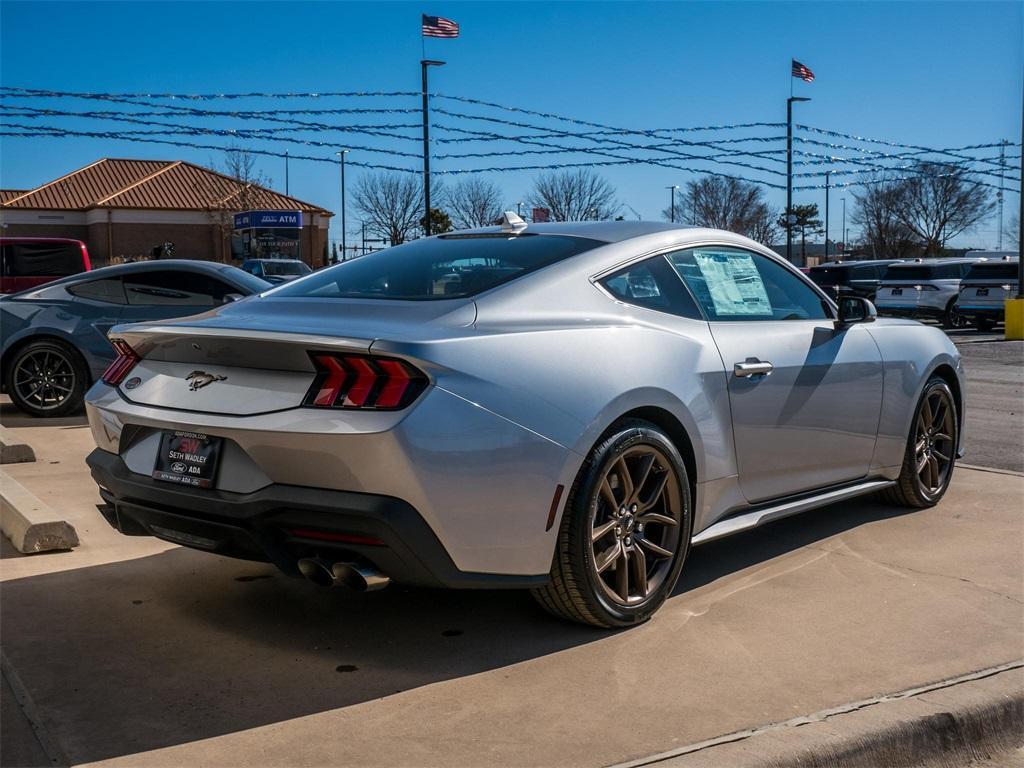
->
[611,661,1024,768]
[0,425,36,465]
[0,469,79,553]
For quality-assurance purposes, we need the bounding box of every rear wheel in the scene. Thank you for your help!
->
[532,419,692,628]
[4,340,87,417]
[942,300,966,330]
[880,377,958,508]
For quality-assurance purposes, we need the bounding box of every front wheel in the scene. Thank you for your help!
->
[532,419,692,628]
[880,377,958,508]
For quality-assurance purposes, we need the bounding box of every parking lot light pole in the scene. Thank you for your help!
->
[421,59,445,237]
[667,185,679,223]
[335,150,349,262]
[841,197,846,254]
[824,171,830,260]
[787,96,811,263]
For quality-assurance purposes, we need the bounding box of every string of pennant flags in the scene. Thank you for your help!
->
[0,84,1019,195]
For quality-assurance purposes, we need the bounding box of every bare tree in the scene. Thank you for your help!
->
[852,179,917,259]
[528,169,619,221]
[445,178,505,229]
[202,148,274,262]
[1004,214,1020,249]
[890,162,995,256]
[351,172,422,245]
[670,176,778,245]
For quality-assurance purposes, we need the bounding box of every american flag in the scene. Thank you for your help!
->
[791,59,815,82]
[422,15,459,38]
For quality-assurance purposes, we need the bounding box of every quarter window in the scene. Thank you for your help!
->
[68,278,127,304]
[667,247,829,321]
[600,256,702,319]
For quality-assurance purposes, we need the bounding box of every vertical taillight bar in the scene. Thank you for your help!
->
[102,339,140,386]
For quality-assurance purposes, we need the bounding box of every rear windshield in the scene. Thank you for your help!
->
[809,266,852,285]
[271,234,603,300]
[882,264,961,281]
[223,266,273,293]
[963,262,1019,281]
[1,241,86,277]
[262,260,310,277]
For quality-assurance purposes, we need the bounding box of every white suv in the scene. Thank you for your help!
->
[874,258,987,328]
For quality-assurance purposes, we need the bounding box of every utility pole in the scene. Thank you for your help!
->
[667,185,678,223]
[824,171,831,260]
[421,59,445,236]
[841,197,846,256]
[998,139,1007,250]
[285,151,290,196]
[516,202,522,217]
[335,150,349,262]
[787,96,811,263]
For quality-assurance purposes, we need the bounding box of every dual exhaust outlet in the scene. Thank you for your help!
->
[297,558,390,592]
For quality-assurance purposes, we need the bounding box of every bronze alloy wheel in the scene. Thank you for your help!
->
[913,385,956,498]
[12,347,77,413]
[588,445,683,606]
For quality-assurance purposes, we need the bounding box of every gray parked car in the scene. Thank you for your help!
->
[84,221,964,627]
[1,260,270,417]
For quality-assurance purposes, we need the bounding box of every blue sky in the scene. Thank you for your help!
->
[1,1,1021,248]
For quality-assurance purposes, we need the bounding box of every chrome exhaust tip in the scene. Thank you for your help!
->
[297,557,336,587]
[297,558,390,591]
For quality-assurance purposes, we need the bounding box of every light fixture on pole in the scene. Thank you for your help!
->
[786,96,811,264]
[667,185,679,223]
[335,150,349,263]
[421,59,445,236]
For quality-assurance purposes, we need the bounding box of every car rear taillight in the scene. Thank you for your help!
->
[914,284,940,291]
[102,339,140,385]
[303,353,427,410]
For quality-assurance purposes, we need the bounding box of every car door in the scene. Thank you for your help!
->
[118,269,235,323]
[667,246,884,503]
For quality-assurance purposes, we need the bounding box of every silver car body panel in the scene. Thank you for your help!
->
[85,223,966,579]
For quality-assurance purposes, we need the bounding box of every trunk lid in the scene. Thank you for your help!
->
[110,296,474,415]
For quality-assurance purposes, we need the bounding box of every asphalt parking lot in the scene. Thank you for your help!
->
[1,336,1022,767]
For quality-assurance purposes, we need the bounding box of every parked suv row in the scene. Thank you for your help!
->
[808,259,904,301]
[955,257,1020,330]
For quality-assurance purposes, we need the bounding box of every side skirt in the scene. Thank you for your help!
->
[691,478,895,546]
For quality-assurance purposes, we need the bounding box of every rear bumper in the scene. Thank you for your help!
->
[875,304,944,322]
[955,305,1005,322]
[87,448,549,589]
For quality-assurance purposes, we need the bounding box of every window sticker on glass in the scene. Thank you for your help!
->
[691,250,772,316]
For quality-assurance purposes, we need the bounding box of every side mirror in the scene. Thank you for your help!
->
[836,296,877,327]
[223,293,245,304]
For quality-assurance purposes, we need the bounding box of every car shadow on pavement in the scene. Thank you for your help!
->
[0,400,88,428]
[1,493,919,764]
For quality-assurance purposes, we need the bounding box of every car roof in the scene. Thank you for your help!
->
[811,259,903,268]
[0,237,87,245]
[9,259,234,291]
[449,220,689,244]
[888,258,986,267]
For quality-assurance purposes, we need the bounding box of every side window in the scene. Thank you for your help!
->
[67,278,127,304]
[959,264,974,279]
[600,255,702,319]
[851,265,873,281]
[123,270,232,306]
[7,242,85,277]
[667,247,829,322]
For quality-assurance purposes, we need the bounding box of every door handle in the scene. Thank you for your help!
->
[734,360,774,378]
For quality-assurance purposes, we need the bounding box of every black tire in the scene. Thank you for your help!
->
[974,318,995,332]
[879,376,958,508]
[531,419,693,628]
[4,339,88,417]
[941,300,966,330]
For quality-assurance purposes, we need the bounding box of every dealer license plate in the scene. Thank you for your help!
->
[152,431,222,488]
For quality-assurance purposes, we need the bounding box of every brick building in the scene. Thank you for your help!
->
[0,158,333,267]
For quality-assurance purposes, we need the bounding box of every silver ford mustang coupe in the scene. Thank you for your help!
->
[84,219,964,627]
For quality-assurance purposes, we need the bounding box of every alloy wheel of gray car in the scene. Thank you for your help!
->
[881,376,958,508]
[5,340,87,417]
[532,419,692,628]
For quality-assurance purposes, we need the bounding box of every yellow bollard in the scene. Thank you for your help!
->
[1006,299,1024,340]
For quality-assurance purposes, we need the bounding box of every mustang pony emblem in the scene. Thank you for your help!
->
[186,371,227,391]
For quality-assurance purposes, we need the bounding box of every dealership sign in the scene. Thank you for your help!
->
[233,210,303,229]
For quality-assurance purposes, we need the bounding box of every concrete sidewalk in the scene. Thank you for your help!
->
[1,420,1022,767]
